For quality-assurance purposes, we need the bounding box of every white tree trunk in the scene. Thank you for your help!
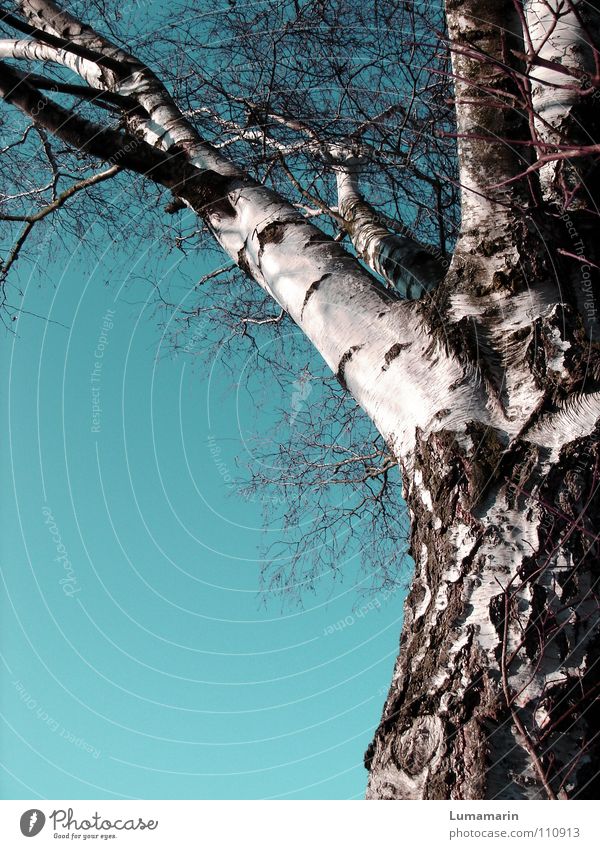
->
[2,0,599,800]
[4,0,487,463]
[365,263,600,799]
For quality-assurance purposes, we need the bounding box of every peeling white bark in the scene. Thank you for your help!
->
[525,390,600,458]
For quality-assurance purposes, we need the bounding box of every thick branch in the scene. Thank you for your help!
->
[15,0,236,174]
[1,0,496,471]
[0,60,187,187]
[0,4,123,70]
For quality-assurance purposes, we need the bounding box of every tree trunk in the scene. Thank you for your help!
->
[363,170,600,799]
[524,0,600,209]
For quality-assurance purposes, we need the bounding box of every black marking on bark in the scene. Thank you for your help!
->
[382,341,411,370]
[300,273,332,319]
[303,230,358,262]
[305,231,330,248]
[336,345,363,391]
[255,218,307,266]
[237,246,253,279]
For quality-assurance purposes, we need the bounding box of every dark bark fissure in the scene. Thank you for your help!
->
[383,342,412,370]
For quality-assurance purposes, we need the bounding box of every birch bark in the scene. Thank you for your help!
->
[1,0,599,799]
[365,0,600,799]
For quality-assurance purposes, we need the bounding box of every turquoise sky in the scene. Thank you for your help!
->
[0,182,410,799]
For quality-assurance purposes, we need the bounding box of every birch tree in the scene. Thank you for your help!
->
[1,0,599,799]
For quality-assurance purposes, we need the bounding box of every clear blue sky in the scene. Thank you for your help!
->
[0,188,409,799]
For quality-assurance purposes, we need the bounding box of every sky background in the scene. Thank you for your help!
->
[0,189,410,799]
